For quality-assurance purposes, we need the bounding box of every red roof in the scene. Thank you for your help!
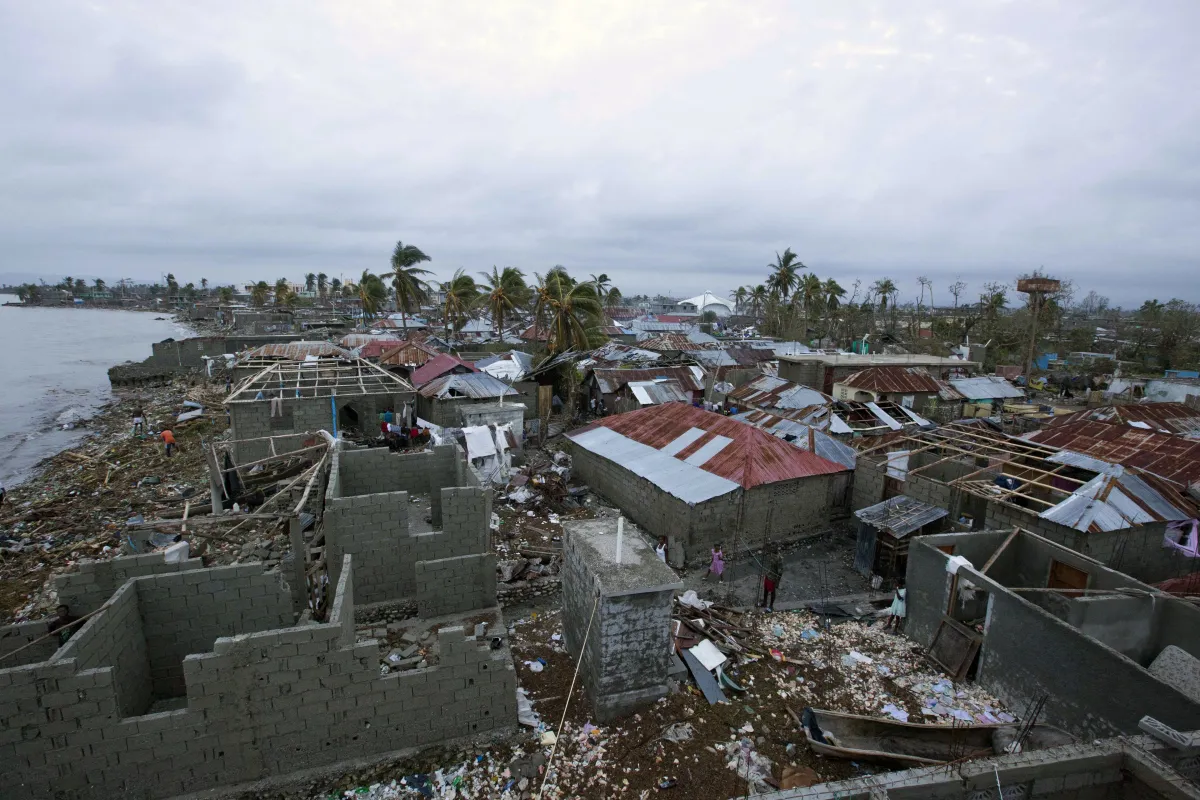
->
[639,333,694,352]
[356,338,407,359]
[410,353,477,386]
[519,325,549,341]
[1044,403,1200,436]
[571,403,849,486]
[654,314,695,323]
[839,366,942,394]
[1026,420,1200,485]
[378,339,439,367]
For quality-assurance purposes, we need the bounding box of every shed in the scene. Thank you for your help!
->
[853,495,949,580]
[616,379,690,412]
[416,372,519,428]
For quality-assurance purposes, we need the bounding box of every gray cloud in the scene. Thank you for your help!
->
[2,0,1198,305]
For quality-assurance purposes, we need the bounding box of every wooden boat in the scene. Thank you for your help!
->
[800,707,1075,768]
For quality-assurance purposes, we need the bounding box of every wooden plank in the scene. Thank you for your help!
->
[979,527,1020,574]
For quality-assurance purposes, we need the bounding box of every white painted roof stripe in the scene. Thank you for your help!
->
[570,427,740,504]
[684,435,734,466]
[660,427,706,456]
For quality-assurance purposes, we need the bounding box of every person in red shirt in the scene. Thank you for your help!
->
[161,429,177,457]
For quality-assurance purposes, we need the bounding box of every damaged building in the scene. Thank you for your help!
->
[853,421,1200,583]
[566,403,851,565]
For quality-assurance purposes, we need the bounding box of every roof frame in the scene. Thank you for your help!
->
[226,358,414,403]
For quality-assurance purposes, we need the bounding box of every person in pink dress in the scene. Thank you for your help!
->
[706,544,725,583]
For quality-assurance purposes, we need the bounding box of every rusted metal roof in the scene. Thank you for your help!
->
[568,403,849,501]
[1044,403,1200,437]
[597,325,631,336]
[417,371,518,400]
[378,339,439,367]
[837,367,944,394]
[639,333,695,352]
[339,333,404,348]
[356,338,409,360]
[623,379,690,406]
[729,375,832,411]
[411,353,477,387]
[241,341,353,360]
[590,366,705,395]
[1026,420,1200,485]
[732,409,857,469]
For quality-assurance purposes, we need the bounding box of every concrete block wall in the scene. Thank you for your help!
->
[428,444,461,525]
[737,477,833,550]
[905,535,1200,740]
[0,558,518,799]
[53,580,153,717]
[324,490,412,605]
[135,565,293,698]
[415,554,497,616]
[54,551,205,615]
[336,446,435,497]
[851,457,886,511]
[904,472,960,525]
[0,620,57,667]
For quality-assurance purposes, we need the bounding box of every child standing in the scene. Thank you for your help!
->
[706,544,725,583]
[885,579,907,632]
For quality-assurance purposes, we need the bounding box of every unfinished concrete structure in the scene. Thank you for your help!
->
[226,359,414,462]
[753,732,1200,799]
[323,442,496,612]
[562,518,682,722]
[415,372,520,428]
[853,421,1199,583]
[0,551,516,799]
[777,352,975,394]
[107,334,311,387]
[906,529,1200,739]
[566,403,851,565]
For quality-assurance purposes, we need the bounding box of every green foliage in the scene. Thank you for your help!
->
[482,266,527,337]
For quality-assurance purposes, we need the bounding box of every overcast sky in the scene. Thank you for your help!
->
[2,2,1198,306]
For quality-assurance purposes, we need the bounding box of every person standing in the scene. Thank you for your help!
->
[706,544,725,583]
[161,429,177,457]
[762,549,783,612]
[885,579,907,633]
[131,408,145,436]
[46,604,80,646]
[655,536,668,563]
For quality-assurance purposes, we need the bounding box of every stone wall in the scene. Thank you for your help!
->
[54,549,206,615]
[324,490,412,606]
[851,457,886,511]
[0,558,517,800]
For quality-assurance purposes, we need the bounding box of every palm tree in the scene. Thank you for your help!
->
[330,277,342,298]
[544,277,602,355]
[250,281,270,307]
[605,286,622,309]
[273,278,292,308]
[590,273,612,306]
[767,249,802,300]
[217,286,234,304]
[749,285,769,323]
[356,270,388,320]
[733,286,749,316]
[481,266,527,337]
[62,276,73,291]
[73,278,86,294]
[93,278,106,292]
[872,278,897,311]
[439,270,479,339]
[200,277,209,293]
[317,273,328,301]
[798,273,823,340]
[822,278,847,341]
[304,273,316,293]
[184,282,197,301]
[165,273,179,296]
[386,241,434,336]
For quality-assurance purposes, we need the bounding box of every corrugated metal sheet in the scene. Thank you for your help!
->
[417,371,517,399]
[587,343,662,365]
[865,402,903,431]
[567,403,848,497]
[411,353,477,387]
[625,379,690,406]
[732,410,857,469]
[356,338,409,359]
[855,495,949,538]
[729,376,832,411]
[838,366,943,394]
[1045,402,1200,437]
[948,376,1025,400]
[378,340,438,367]
[569,426,741,504]
[1028,420,1200,485]
[591,366,705,395]
[639,333,695,352]
[339,333,402,348]
[1038,464,1195,533]
[242,341,353,360]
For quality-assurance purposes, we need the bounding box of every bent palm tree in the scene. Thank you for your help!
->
[385,240,433,336]
[545,279,602,355]
[482,266,527,338]
[250,281,270,307]
[317,272,328,300]
[440,270,479,340]
[356,270,388,321]
[304,273,316,293]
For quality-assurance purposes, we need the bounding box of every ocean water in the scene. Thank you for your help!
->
[0,296,191,487]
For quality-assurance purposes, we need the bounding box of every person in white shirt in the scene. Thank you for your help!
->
[655,536,668,563]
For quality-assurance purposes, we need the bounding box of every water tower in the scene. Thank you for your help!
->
[1017,276,1061,384]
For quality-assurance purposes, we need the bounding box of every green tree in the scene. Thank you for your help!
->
[871,278,897,311]
[317,272,328,300]
[165,273,179,296]
[355,271,388,320]
[16,284,40,302]
[439,269,479,338]
[93,278,106,292]
[200,277,209,293]
[274,278,292,308]
[605,286,622,309]
[544,276,602,355]
[217,286,234,304]
[330,277,342,297]
[73,278,86,294]
[821,278,847,342]
[250,281,270,307]
[798,273,823,340]
[749,285,768,324]
[481,266,527,337]
[733,286,749,316]
[61,276,73,290]
[386,241,434,336]
[304,273,316,293]
[767,249,801,300]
